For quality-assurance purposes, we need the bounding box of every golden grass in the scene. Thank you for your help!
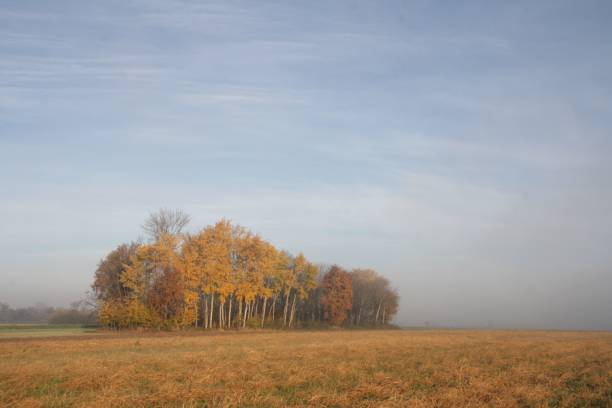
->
[0,329,611,407]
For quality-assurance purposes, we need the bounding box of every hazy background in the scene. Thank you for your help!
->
[1,1,611,330]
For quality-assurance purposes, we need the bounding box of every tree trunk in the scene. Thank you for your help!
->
[283,290,290,327]
[271,294,277,322]
[203,294,208,329]
[210,293,215,329]
[228,296,233,329]
[194,296,198,328]
[243,301,249,328]
[261,297,267,328]
[375,300,382,325]
[288,293,297,328]
[238,297,243,329]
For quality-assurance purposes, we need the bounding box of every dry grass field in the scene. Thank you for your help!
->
[0,329,611,407]
[0,325,99,339]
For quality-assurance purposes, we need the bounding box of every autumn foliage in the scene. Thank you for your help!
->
[92,210,399,329]
[320,266,353,326]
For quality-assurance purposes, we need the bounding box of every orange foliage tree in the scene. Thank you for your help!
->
[320,265,353,326]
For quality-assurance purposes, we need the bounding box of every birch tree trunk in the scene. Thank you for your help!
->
[238,297,243,329]
[375,299,382,324]
[204,294,208,329]
[209,293,215,329]
[288,293,297,328]
[228,296,233,329]
[242,301,249,328]
[261,297,267,328]
[283,290,290,327]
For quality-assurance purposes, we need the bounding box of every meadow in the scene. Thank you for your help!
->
[0,328,610,407]
[0,324,98,338]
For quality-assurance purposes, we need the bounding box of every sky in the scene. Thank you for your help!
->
[1,0,611,330]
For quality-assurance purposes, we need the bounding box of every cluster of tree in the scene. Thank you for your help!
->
[0,302,55,324]
[48,305,97,325]
[0,301,96,325]
[93,209,399,330]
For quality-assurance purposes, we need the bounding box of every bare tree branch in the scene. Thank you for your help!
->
[142,208,191,241]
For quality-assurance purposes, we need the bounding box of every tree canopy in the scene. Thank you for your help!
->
[93,210,399,329]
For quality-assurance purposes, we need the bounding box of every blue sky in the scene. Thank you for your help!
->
[1,1,611,329]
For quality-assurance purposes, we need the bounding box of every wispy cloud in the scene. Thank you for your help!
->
[0,10,55,20]
[176,86,308,106]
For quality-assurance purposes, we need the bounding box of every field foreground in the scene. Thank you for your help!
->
[1,329,611,407]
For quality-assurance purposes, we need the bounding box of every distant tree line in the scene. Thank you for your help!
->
[0,301,96,325]
[93,209,399,330]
